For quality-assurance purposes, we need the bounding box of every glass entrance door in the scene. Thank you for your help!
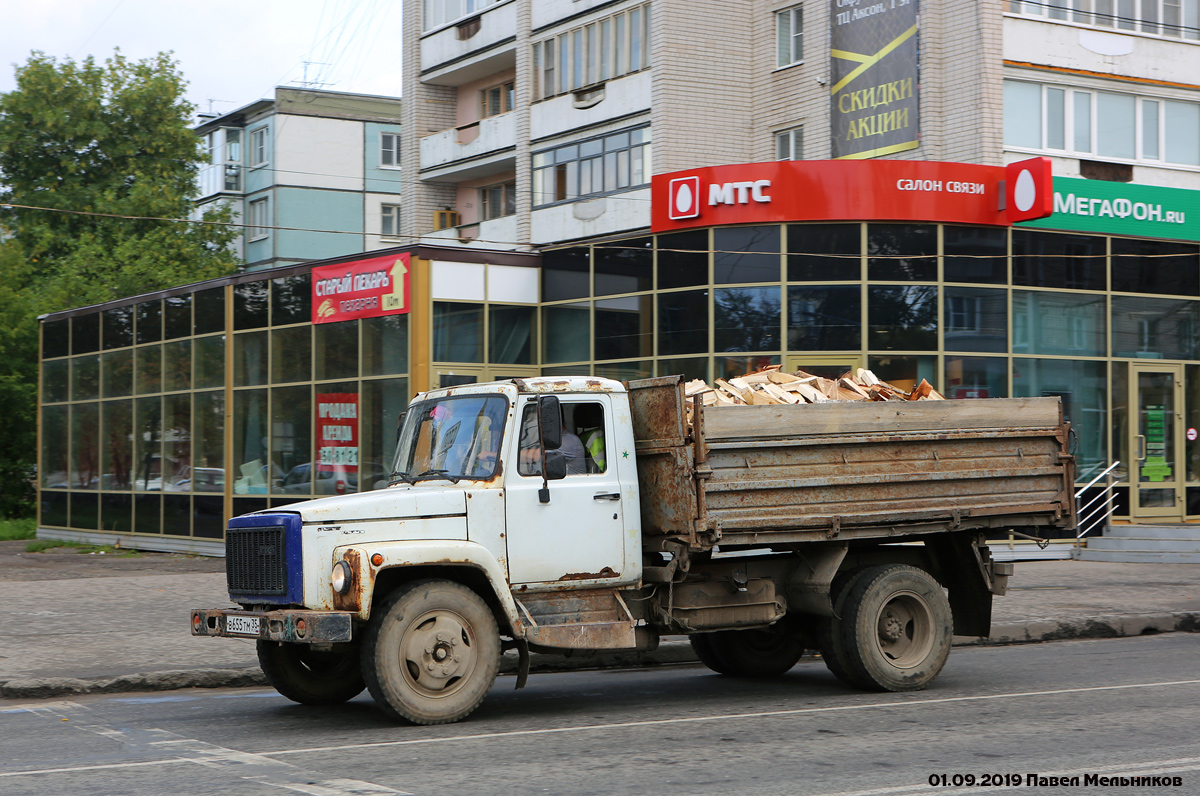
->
[1131,364,1185,520]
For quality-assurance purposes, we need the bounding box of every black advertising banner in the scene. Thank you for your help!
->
[830,0,920,159]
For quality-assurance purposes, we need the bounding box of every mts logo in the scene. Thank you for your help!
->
[668,176,772,220]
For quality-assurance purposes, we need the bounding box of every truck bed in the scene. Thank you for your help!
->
[628,376,1075,549]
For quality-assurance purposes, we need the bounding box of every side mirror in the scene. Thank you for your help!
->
[543,449,568,481]
[537,395,562,451]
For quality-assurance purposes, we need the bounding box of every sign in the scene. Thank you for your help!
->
[831,0,920,159]
[311,253,411,324]
[316,393,359,476]
[954,387,990,400]
[1188,428,1197,442]
[651,159,1053,233]
[1017,177,1198,243]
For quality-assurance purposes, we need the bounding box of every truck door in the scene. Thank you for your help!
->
[504,396,627,585]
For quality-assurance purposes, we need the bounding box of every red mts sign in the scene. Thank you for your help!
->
[316,393,358,475]
[311,252,410,324]
[653,159,1053,232]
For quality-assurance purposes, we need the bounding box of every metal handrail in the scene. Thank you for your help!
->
[1074,461,1120,540]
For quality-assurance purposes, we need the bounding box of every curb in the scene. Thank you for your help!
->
[3,613,1196,701]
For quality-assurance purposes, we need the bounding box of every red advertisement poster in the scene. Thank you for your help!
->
[316,393,359,475]
[311,252,410,324]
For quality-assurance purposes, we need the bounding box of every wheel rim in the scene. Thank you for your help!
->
[872,590,934,668]
[398,609,478,698]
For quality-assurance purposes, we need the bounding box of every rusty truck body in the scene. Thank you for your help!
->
[192,375,1075,725]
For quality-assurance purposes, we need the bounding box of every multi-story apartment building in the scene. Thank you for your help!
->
[194,87,406,270]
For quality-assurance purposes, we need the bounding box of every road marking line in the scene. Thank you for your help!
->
[260,678,1200,756]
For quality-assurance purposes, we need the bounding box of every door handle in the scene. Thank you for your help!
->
[593,492,621,501]
[1136,435,1146,459]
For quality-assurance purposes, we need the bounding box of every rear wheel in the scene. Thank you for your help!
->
[362,579,500,725]
[689,633,733,674]
[837,565,953,692]
[694,624,805,678]
[818,568,872,688]
[257,640,365,705]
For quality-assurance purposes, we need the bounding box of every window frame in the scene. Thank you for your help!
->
[776,5,804,68]
[248,198,270,241]
[381,204,402,239]
[250,127,268,168]
[531,125,652,208]
[776,126,803,160]
[533,4,651,100]
[479,81,515,119]
[380,132,401,169]
[479,181,517,221]
[1004,0,1200,40]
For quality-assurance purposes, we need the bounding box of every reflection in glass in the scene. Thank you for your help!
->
[945,356,1007,400]
[718,355,780,381]
[1111,239,1200,296]
[134,396,162,492]
[594,236,652,295]
[271,386,311,495]
[316,320,359,381]
[1012,291,1105,357]
[868,224,936,281]
[193,391,225,492]
[788,224,861,281]
[273,275,312,326]
[234,331,268,387]
[136,300,162,344]
[714,226,781,284]
[135,345,162,394]
[1187,365,1200,483]
[163,393,191,491]
[1013,358,1107,476]
[163,340,192,392]
[164,294,192,340]
[71,403,99,489]
[657,230,709,289]
[272,325,312,383]
[868,356,937,393]
[72,355,100,401]
[101,350,133,398]
[233,389,269,494]
[542,247,590,301]
[715,287,780,352]
[361,378,408,493]
[788,286,861,350]
[234,281,270,330]
[394,394,510,481]
[595,361,652,380]
[868,286,938,350]
[657,358,709,381]
[944,226,1007,284]
[944,287,1007,353]
[1013,230,1105,290]
[194,287,226,335]
[543,303,591,363]
[1137,371,1174,486]
[362,315,408,376]
[490,305,536,364]
[102,400,133,490]
[595,296,652,360]
[41,405,69,488]
[1112,296,1200,360]
[658,290,709,356]
[433,303,483,362]
[1112,364,1130,483]
[194,335,225,389]
[103,306,134,349]
[43,360,69,403]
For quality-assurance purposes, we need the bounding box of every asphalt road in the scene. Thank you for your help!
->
[2,634,1198,796]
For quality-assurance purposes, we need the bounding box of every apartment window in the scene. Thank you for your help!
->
[224,130,242,191]
[776,127,803,160]
[250,127,268,166]
[1004,80,1200,166]
[1004,0,1200,39]
[533,4,651,99]
[381,204,401,238]
[776,5,804,67]
[480,81,514,118]
[423,0,502,31]
[380,132,401,168]
[248,198,269,241]
[532,126,652,207]
[479,181,516,220]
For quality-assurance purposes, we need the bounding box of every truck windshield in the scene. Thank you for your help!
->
[392,395,509,482]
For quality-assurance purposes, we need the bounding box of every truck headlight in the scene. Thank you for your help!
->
[331,560,353,595]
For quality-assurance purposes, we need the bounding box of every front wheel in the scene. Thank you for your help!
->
[257,640,365,705]
[694,624,805,678]
[362,579,500,725]
[836,565,953,692]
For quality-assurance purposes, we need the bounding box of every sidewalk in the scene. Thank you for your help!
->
[1,549,1197,700]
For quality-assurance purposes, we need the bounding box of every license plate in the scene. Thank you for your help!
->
[226,615,261,636]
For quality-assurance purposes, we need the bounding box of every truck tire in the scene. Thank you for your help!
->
[836,564,953,692]
[689,633,733,674]
[256,640,365,705]
[817,568,872,688]
[362,579,500,725]
[703,625,805,677]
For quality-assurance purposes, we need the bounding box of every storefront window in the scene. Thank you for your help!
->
[102,350,133,398]
[233,389,269,494]
[361,378,409,492]
[134,494,161,534]
[43,360,69,403]
[1013,230,1106,291]
[595,296,653,360]
[788,286,861,350]
[362,315,409,376]
[1012,290,1106,356]
[1111,239,1200,296]
[1112,296,1200,360]
[163,394,191,490]
[136,300,162,344]
[271,385,311,495]
[595,361,652,380]
[42,405,68,488]
[72,355,100,401]
[71,402,99,487]
[868,286,938,350]
[868,224,936,281]
[714,226,781,284]
[234,331,268,387]
[72,313,100,355]
[135,345,161,394]
[101,493,132,533]
[433,303,483,362]
[164,294,192,340]
[788,224,861,282]
[868,355,938,393]
[194,335,226,390]
[234,281,270,330]
[595,236,652,295]
[715,287,781,352]
[944,287,1007,353]
[658,290,709,355]
[657,230,709,289]
[542,247,590,301]
[719,355,780,381]
[272,325,312,383]
[1014,358,1108,477]
[272,274,311,326]
[543,302,591,363]
[316,320,359,381]
[490,305,536,365]
[163,494,190,535]
[103,306,134,349]
[944,226,1007,284]
[945,356,1007,400]
[43,318,70,359]
[193,391,225,492]
[134,396,161,492]
[72,493,98,531]
[1187,365,1200,483]
[102,399,133,491]
[194,287,225,335]
[658,357,709,381]
[164,340,191,392]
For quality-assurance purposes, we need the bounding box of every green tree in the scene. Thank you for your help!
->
[0,50,240,517]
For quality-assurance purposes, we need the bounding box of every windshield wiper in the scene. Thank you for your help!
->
[416,469,461,484]
[388,471,415,486]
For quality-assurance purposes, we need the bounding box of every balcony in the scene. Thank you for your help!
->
[530,71,652,141]
[421,0,517,86]
[419,112,517,181]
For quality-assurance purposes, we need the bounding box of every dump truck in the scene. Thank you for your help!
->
[192,375,1075,725]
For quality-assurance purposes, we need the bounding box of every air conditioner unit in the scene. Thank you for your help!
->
[433,210,460,230]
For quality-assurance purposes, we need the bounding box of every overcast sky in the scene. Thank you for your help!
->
[0,0,403,121]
